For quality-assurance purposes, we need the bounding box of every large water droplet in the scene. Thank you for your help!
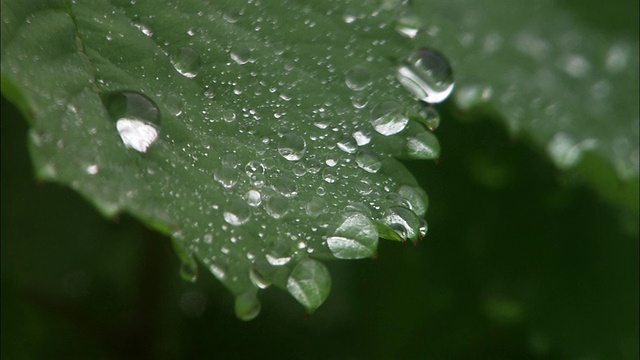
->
[337,135,358,154]
[352,128,372,146]
[397,48,454,103]
[286,259,331,312]
[406,131,441,159]
[395,14,423,39]
[214,165,239,188]
[398,185,428,217]
[230,46,251,65]
[278,133,306,161]
[345,65,372,91]
[327,212,378,259]
[171,46,201,78]
[417,106,440,131]
[356,150,382,173]
[104,91,160,153]
[381,206,421,241]
[223,199,251,226]
[235,292,261,321]
[249,266,271,289]
[244,189,262,207]
[371,100,409,135]
[265,194,289,219]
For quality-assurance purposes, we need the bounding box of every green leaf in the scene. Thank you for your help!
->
[1,0,436,317]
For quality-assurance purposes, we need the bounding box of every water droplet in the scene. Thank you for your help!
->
[266,253,292,266]
[273,176,298,198]
[292,163,307,177]
[209,263,226,280]
[344,65,372,91]
[381,206,421,241]
[180,258,198,283]
[132,17,153,37]
[265,194,289,219]
[397,48,454,103]
[214,165,238,188]
[245,160,267,187]
[249,266,271,289]
[356,150,382,173]
[104,91,160,153]
[223,109,236,122]
[351,93,369,109]
[286,259,331,312]
[244,190,262,207]
[352,129,372,146]
[356,179,372,195]
[406,131,441,159]
[398,185,428,217]
[417,106,440,131]
[327,212,378,259]
[305,197,327,217]
[395,14,423,38]
[223,199,251,226]
[322,167,339,183]
[278,133,306,161]
[337,135,358,154]
[165,94,183,116]
[223,7,242,23]
[418,218,428,239]
[371,100,408,135]
[548,133,597,169]
[235,292,261,321]
[230,46,251,65]
[85,164,99,175]
[170,46,201,78]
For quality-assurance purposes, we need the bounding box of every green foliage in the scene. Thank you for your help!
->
[1,0,638,358]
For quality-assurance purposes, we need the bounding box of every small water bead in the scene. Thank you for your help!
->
[418,218,428,239]
[230,46,251,65]
[214,165,238,188]
[85,164,99,175]
[397,48,454,103]
[352,129,372,146]
[325,158,338,167]
[345,65,372,91]
[170,46,201,78]
[337,135,358,154]
[292,163,307,177]
[209,263,226,280]
[351,93,369,109]
[398,185,428,217]
[286,259,332,312]
[223,199,251,226]
[356,178,373,195]
[305,197,327,217]
[278,133,306,161]
[203,234,213,244]
[273,176,298,198]
[356,150,382,173]
[395,14,423,39]
[381,206,421,241]
[322,167,339,183]
[406,131,441,159]
[371,100,409,136]
[249,267,271,289]
[223,7,242,23]
[104,91,160,153]
[221,153,240,168]
[244,190,262,207]
[165,94,183,116]
[316,186,326,196]
[234,292,261,321]
[266,253,292,266]
[265,194,289,219]
[417,106,440,131]
[223,109,237,122]
[245,160,266,176]
[131,17,153,37]
[327,212,378,259]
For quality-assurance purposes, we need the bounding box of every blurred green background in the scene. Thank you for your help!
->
[2,92,638,359]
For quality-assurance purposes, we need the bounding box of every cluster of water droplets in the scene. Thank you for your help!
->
[86,0,459,319]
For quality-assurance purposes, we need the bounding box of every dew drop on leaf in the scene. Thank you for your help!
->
[230,46,251,65]
[355,150,382,173]
[396,48,454,103]
[235,292,261,321]
[223,199,252,226]
[417,106,440,131]
[395,14,423,39]
[278,133,306,161]
[406,131,441,159]
[214,165,239,188]
[170,46,201,79]
[265,194,289,219]
[381,206,421,241]
[344,65,372,91]
[103,91,160,153]
[370,100,408,136]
